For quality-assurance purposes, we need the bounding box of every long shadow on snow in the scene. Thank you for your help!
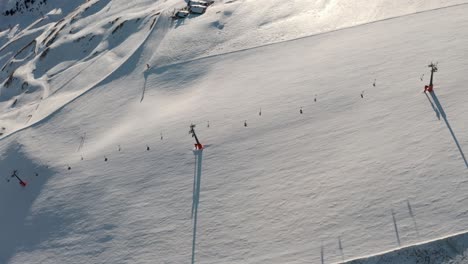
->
[0,143,72,263]
[424,92,440,120]
[429,91,468,169]
[191,150,203,264]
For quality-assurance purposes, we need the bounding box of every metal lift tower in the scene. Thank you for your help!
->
[424,62,438,93]
[11,170,27,187]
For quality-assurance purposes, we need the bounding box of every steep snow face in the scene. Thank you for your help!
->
[1,1,468,264]
[0,0,179,136]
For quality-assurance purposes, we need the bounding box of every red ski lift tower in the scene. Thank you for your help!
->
[11,170,27,187]
[424,62,438,93]
[189,124,203,150]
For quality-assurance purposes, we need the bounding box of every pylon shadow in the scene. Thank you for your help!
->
[392,209,401,247]
[191,150,203,264]
[320,245,324,264]
[407,200,420,237]
[430,91,468,169]
[424,92,440,120]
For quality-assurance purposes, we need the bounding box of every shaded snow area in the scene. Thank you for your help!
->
[347,231,468,264]
[1,0,468,263]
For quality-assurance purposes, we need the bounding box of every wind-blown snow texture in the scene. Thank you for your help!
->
[1,0,468,263]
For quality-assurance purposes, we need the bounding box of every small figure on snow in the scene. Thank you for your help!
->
[146,145,150,151]
[160,132,163,140]
[207,121,210,128]
[420,74,424,81]
[259,108,262,116]
[244,120,248,127]
[373,79,376,87]
[104,156,108,162]
[300,107,303,114]
[360,91,365,98]
[118,145,121,152]
[314,95,317,102]
[67,166,71,170]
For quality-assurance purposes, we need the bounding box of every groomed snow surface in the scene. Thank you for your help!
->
[1,0,468,263]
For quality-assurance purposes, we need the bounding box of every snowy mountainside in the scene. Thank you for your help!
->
[1,0,468,138]
[1,0,468,264]
[1,0,49,18]
[0,0,176,136]
[0,0,82,33]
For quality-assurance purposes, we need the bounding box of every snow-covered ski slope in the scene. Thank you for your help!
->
[1,0,468,136]
[1,0,468,263]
